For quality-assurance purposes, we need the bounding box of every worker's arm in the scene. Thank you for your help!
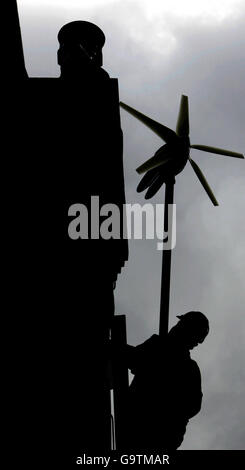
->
[124,334,160,374]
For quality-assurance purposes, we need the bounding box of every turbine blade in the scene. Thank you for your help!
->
[191,145,244,159]
[120,101,176,143]
[176,95,189,137]
[145,174,165,199]
[136,152,172,174]
[137,168,159,192]
[189,158,219,206]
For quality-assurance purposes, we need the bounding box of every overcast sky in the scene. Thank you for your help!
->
[18,0,245,450]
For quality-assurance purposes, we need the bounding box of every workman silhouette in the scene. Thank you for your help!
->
[123,311,209,451]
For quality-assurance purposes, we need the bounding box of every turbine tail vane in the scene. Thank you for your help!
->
[176,95,189,137]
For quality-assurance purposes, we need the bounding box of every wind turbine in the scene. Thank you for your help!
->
[120,95,244,336]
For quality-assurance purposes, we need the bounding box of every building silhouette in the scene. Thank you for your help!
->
[12,1,128,463]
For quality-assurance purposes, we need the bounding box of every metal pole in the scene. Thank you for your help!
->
[159,178,175,337]
[12,0,28,78]
[111,315,129,449]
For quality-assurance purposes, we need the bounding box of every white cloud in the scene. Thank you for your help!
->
[18,0,243,21]
[136,0,243,21]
